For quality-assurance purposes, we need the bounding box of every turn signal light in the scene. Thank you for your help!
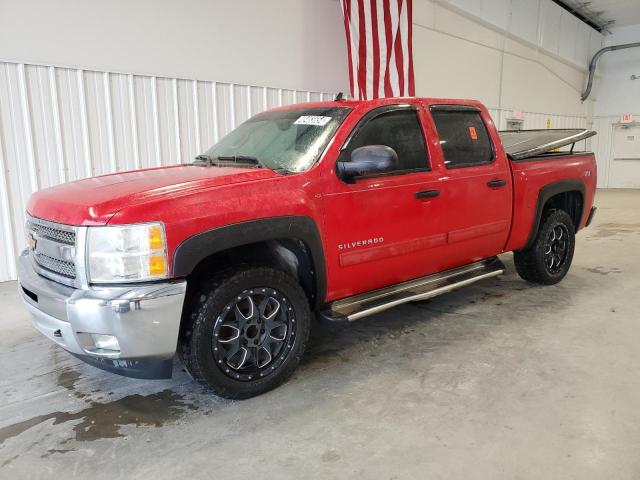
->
[149,225,164,250]
[149,255,167,276]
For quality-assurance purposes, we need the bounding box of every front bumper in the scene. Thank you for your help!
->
[17,250,187,379]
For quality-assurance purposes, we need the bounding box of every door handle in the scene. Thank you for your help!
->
[415,189,440,199]
[487,179,507,188]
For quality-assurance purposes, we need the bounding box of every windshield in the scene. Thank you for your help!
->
[198,107,352,173]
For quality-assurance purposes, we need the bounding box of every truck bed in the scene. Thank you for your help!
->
[499,129,596,160]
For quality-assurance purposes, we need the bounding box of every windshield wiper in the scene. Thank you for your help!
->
[270,168,290,175]
[215,155,260,165]
[192,154,212,165]
[193,154,264,169]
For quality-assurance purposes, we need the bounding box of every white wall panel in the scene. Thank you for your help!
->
[590,30,604,63]
[0,0,349,95]
[413,22,503,108]
[510,0,540,46]
[559,10,579,63]
[479,0,511,32]
[539,0,561,55]
[443,0,604,70]
[448,0,482,18]
[0,60,335,282]
[575,23,592,67]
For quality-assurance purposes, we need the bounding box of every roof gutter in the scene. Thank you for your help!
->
[582,42,640,101]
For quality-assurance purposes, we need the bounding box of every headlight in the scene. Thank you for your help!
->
[87,223,168,283]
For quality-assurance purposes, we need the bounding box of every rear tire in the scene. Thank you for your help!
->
[179,266,311,399]
[514,209,575,285]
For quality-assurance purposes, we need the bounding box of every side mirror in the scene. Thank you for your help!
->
[336,145,398,182]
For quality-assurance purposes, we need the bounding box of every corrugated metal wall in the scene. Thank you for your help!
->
[488,108,588,131]
[488,108,589,155]
[0,60,335,282]
[0,60,589,282]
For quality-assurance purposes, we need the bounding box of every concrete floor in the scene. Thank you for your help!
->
[1,189,639,479]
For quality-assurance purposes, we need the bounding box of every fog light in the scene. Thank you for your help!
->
[90,334,120,352]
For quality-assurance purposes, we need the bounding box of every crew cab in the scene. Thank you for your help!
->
[18,97,597,398]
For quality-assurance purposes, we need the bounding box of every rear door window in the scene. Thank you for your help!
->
[430,109,494,168]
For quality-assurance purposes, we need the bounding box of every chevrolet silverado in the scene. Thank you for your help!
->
[18,97,597,398]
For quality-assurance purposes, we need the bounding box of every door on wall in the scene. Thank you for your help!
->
[609,123,640,188]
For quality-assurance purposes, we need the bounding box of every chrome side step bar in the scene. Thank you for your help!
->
[320,257,505,322]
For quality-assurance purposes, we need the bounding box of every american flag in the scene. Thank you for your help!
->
[340,0,415,100]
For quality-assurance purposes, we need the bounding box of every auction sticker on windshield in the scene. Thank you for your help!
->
[294,116,332,126]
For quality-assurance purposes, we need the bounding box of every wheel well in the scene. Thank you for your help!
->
[543,190,583,231]
[184,239,318,306]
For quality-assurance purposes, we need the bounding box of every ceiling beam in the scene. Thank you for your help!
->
[552,0,615,32]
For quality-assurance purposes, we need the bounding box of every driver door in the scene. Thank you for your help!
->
[321,105,450,301]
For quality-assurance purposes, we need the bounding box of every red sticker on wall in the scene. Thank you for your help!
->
[469,126,478,140]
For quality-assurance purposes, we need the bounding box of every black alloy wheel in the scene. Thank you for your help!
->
[213,288,296,381]
[179,267,311,399]
[543,224,570,274]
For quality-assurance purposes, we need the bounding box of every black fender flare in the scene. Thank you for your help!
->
[172,216,327,307]
[524,179,586,250]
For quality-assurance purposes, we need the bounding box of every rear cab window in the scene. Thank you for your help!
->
[430,106,494,169]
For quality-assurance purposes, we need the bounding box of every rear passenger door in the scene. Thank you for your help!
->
[428,104,512,266]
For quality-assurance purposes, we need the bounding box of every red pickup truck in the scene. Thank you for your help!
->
[18,97,597,399]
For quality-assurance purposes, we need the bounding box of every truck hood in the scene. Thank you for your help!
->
[27,165,278,225]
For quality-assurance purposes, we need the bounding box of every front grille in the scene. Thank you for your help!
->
[27,216,78,283]
[34,252,77,279]
[27,220,76,245]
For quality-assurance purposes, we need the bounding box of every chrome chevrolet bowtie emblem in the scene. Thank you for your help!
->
[27,233,37,251]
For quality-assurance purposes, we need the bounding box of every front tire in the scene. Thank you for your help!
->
[180,267,311,399]
[514,209,576,285]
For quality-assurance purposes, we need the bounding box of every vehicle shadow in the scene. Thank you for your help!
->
[299,253,582,376]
